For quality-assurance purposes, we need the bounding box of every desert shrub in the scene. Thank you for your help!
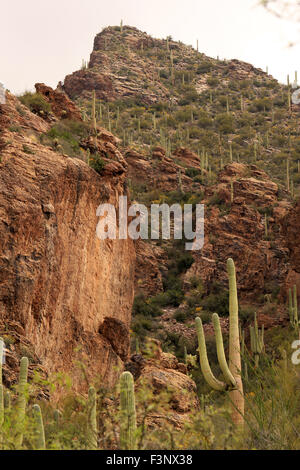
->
[196,62,212,74]
[215,113,234,134]
[185,168,201,178]
[200,284,229,317]
[132,294,162,318]
[89,154,105,174]
[19,92,51,116]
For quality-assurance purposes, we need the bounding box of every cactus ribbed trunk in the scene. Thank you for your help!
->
[227,259,244,427]
[120,372,137,450]
[0,385,4,427]
[32,404,46,450]
[0,337,3,387]
[15,357,29,449]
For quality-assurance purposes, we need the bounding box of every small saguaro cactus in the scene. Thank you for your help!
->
[15,356,29,448]
[0,337,3,386]
[86,386,98,450]
[4,390,11,410]
[230,179,234,204]
[32,404,46,450]
[120,371,137,450]
[0,385,4,427]
[91,90,97,135]
[177,168,183,193]
[250,313,264,367]
[289,285,299,331]
[196,258,244,426]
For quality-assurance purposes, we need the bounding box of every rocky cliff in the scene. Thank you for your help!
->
[0,91,135,390]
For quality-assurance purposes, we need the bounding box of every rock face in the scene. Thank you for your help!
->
[135,241,165,296]
[185,163,291,303]
[281,200,300,302]
[62,26,269,106]
[35,83,82,121]
[0,92,135,390]
[126,339,199,429]
[125,147,202,193]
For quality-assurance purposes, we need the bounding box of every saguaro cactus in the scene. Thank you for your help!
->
[0,337,3,386]
[250,313,264,367]
[120,371,137,450]
[0,385,4,427]
[91,90,97,135]
[86,387,97,450]
[289,285,299,331]
[196,258,244,426]
[32,405,46,450]
[15,357,29,448]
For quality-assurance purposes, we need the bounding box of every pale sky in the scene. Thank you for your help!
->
[1,0,300,94]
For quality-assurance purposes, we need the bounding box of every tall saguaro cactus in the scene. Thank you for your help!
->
[15,357,29,448]
[120,372,137,450]
[86,387,98,450]
[196,258,244,426]
[32,405,46,450]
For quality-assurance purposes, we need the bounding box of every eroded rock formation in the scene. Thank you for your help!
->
[0,92,135,390]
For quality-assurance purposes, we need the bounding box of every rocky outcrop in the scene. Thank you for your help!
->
[185,163,291,303]
[283,200,300,273]
[63,26,170,104]
[126,339,199,429]
[62,26,269,107]
[0,92,135,390]
[125,147,202,193]
[281,199,300,302]
[35,83,82,121]
[135,241,165,296]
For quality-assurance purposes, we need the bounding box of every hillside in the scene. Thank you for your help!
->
[0,24,300,450]
[62,25,300,191]
[55,26,300,358]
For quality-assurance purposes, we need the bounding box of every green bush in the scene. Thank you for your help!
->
[19,92,51,116]
[132,294,162,318]
[89,154,106,175]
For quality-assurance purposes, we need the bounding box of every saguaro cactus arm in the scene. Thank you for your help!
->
[212,314,237,388]
[195,317,227,391]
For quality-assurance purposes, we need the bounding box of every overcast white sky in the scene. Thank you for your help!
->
[1,0,300,94]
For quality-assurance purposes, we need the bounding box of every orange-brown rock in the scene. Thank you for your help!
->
[35,83,82,121]
[125,148,202,193]
[282,199,300,273]
[126,340,199,429]
[135,240,165,296]
[0,92,135,391]
[185,163,291,302]
[172,147,201,169]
